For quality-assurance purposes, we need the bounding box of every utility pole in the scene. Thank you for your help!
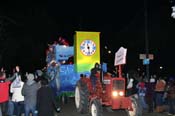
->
[144,0,149,79]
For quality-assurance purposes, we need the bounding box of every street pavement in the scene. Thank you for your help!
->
[56,97,170,116]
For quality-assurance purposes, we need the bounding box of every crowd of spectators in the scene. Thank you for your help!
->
[0,66,60,116]
[127,70,175,115]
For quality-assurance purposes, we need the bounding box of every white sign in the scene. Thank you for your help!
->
[114,47,127,66]
[139,54,154,60]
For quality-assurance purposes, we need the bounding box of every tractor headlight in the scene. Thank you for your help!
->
[119,91,124,96]
[112,91,118,97]
[112,91,124,97]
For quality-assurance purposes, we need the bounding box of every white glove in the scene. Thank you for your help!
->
[171,12,175,19]
[34,110,38,114]
[57,107,61,112]
[171,6,175,19]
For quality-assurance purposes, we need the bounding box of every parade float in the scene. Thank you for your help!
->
[45,31,107,103]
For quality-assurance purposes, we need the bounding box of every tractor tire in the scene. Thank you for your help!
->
[90,99,103,116]
[126,94,142,116]
[75,80,89,114]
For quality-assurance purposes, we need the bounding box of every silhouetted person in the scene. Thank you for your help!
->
[90,63,100,91]
[37,78,60,116]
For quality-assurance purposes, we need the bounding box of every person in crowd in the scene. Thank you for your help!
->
[36,78,60,116]
[47,60,61,96]
[154,76,166,112]
[22,73,40,116]
[127,77,134,95]
[0,71,10,116]
[127,70,139,96]
[35,70,43,83]
[152,74,158,109]
[10,66,24,116]
[166,78,175,115]
[0,68,16,116]
[145,76,156,112]
[90,63,101,91]
[6,95,14,116]
[137,78,147,111]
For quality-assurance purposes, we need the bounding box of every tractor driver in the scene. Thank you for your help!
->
[90,63,101,91]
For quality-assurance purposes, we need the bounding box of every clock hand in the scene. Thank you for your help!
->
[87,44,90,55]
[87,44,90,50]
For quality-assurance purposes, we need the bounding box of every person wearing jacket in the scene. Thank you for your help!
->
[136,79,147,111]
[22,73,40,116]
[10,72,24,116]
[36,78,60,116]
[145,76,156,113]
[166,78,175,115]
[0,68,16,116]
[90,63,101,91]
[154,77,166,112]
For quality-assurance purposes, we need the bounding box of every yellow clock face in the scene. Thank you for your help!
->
[80,40,96,56]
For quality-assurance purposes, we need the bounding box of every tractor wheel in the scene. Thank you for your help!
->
[75,80,89,114]
[126,95,142,116]
[90,99,103,116]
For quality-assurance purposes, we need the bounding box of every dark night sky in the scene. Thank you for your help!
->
[0,0,175,76]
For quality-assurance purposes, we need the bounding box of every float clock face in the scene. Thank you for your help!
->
[80,40,96,56]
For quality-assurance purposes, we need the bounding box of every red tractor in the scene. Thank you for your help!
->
[75,63,141,116]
